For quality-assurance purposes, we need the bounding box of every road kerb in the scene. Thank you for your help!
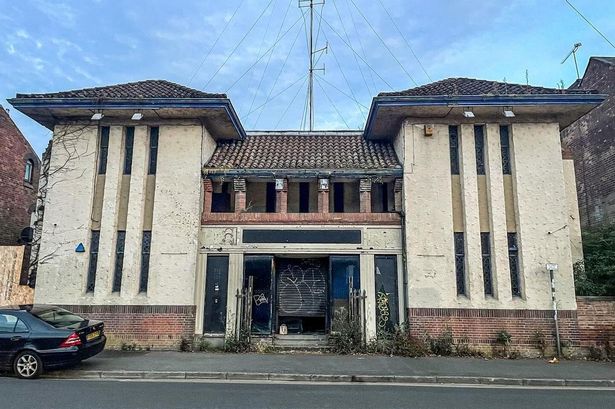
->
[40,370,615,388]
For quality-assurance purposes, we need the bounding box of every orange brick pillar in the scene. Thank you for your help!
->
[233,178,246,213]
[394,178,403,212]
[360,178,372,213]
[318,178,330,213]
[203,178,213,216]
[275,178,288,213]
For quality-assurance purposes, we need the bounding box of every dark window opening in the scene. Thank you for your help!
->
[474,125,485,175]
[211,182,234,212]
[98,127,110,175]
[123,127,134,175]
[500,125,511,175]
[266,182,277,213]
[112,231,126,293]
[330,255,360,332]
[139,231,152,293]
[375,255,398,336]
[148,127,159,175]
[508,232,521,297]
[204,255,229,333]
[371,182,393,213]
[299,182,310,213]
[481,232,493,296]
[86,230,100,293]
[245,255,275,334]
[333,182,345,213]
[449,125,460,175]
[24,159,34,183]
[454,232,466,296]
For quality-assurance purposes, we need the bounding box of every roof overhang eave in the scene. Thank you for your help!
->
[203,168,403,179]
[7,97,246,140]
[363,93,607,139]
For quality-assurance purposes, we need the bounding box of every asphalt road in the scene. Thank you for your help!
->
[1,378,615,409]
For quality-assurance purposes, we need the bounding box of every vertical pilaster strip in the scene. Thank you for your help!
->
[485,124,511,301]
[359,178,372,213]
[318,178,329,213]
[203,178,213,217]
[226,252,244,338]
[459,124,482,300]
[393,178,403,212]
[95,126,123,297]
[233,178,246,213]
[360,253,376,341]
[275,178,288,213]
[122,126,148,298]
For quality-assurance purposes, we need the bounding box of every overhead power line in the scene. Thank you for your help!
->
[564,0,615,49]
[244,73,308,118]
[187,0,246,85]
[203,0,275,89]
[316,77,351,129]
[348,0,418,86]
[275,75,309,129]
[225,15,304,92]
[316,9,394,90]
[375,0,432,81]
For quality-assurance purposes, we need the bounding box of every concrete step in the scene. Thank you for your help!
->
[273,335,329,349]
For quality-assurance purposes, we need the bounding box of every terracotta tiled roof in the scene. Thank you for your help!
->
[205,132,401,170]
[15,80,225,99]
[379,77,597,97]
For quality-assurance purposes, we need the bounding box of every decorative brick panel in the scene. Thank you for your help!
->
[59,305,196,350]
[203,179,213,215]
[275,179,288,214]
[360,179,371,213]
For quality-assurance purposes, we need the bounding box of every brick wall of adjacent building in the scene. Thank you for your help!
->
[576,296,615,347]
[0,106,40,245]
[561,57,615,228]
[60,305,196,350]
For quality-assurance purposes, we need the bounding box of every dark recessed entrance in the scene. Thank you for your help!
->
[243,255,360,336]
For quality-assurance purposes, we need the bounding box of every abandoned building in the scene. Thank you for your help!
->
[7,78,609,352]
[561,56,615,229]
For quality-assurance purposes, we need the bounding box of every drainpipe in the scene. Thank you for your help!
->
[399,210,409,324]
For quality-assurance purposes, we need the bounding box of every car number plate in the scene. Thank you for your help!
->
[87,330,100,341]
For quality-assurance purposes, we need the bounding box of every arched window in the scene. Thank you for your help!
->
[24,159,34,183]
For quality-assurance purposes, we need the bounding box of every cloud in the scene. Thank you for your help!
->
[16,29,30,39]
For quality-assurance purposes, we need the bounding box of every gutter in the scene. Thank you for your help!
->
[203,168,404,179]
[7,97,246,139]
[364,93,608,139]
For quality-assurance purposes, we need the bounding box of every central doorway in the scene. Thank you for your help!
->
[243,254,360,336]
[276,257,328,334]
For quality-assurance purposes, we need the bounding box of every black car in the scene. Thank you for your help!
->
[0,305,106,379]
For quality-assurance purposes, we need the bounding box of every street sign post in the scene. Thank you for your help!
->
[546,263,561,357]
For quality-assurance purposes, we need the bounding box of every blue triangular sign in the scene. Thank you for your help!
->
[75,243,85,253]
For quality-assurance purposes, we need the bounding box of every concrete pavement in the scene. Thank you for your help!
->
[40,351,615,387]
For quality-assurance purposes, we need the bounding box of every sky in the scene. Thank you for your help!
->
[1,0,614,155]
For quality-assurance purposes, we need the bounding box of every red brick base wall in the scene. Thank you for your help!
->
[408,307,579,354]
[576,297,615,347]
[60,305,196,350]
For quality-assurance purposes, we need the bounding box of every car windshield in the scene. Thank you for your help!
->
[32,307,85,328]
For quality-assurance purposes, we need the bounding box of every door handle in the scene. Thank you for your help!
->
[10,336,22,342]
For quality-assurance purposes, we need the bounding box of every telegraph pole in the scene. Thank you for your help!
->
[299,0,327,131]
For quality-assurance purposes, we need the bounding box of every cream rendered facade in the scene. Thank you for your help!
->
[10,78,603,351]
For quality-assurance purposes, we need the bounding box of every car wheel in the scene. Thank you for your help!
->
[13,351,43,379]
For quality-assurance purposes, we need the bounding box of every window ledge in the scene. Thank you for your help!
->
[202,212,401,225]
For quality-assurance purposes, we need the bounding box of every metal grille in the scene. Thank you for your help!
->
[449,126,460,175]
[148,127,159,175]
[474,125,485,175]
[277,258,327,317]
[139,231,152,293]
[500,125,511,175]
[112,231,126,293]
[481,232,493,296]
[86,230,100,293]
[508,233,521,297]
[98,127,110,175]
[454,232,466,295]
[124,127,134,175]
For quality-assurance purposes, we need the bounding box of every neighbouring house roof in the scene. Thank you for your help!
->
[204,131,401,177]
[378,77,597,97]
[15,79,226,99]
[591,56,615,66]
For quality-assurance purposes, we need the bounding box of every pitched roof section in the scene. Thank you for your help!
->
[379,77,597,97]
[15,80,225,99]
[205,131,401,171]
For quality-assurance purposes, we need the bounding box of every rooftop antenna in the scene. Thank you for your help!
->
[561,42,582,80]
[299,0,327,131]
